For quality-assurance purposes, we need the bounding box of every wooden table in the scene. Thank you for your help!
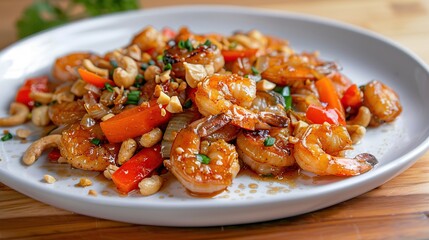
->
[1,0,429,239]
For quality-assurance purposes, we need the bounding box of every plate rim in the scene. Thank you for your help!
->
[1,5,429,225]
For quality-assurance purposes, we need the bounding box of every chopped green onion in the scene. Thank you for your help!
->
[1,132,13,141]
[104,83,114,92]
[284,96,292,110]
[273,86,283,93]
[178,40,185,49]
[126,90,141,105]
[110,60,118,68]
[274,86,292,110]
[164,63,172,71]
[203,39,212,46]
[90,138,101,146]
[196,154,210,164]
[183,99,193,109]
[184,39,194,51]
[251,66,260,75]
[148,60,155,66]
[34,102,42,107]
[156,55,163,61]
[264,136,275,146]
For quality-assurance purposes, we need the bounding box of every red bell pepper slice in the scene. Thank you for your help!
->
[221,49,257,62]
[306,104,346,126]
[341,84,363,109]
[15,76,49,108]
[112,144,163,194]
[100,100,172,143]
[78,68,114,88]
[48,148,61,163]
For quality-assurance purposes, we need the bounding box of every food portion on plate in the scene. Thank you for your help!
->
[0,26,402,197]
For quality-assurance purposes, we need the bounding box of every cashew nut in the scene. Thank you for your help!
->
[183,62,209,88]
[346,125,366,144]
[83,59,109,78]
[117,138,137,165]
[0,102,30,127]
[23,134,62,165]
[113,56,138,88]
[144,65,161,82]
[347,106,371,127]
[229,34,260,49]
[31,105,50,126]
[138,175,163,196]
[140,128,163,148]
[127,44,142,61]
[29,91,53,104]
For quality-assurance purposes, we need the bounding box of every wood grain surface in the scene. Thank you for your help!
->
[1,0,429,239]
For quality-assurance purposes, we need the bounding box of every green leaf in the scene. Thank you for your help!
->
[264,136,275,147]
[73,0,139,16]
[16,1,69,38]
[196,154,210,164]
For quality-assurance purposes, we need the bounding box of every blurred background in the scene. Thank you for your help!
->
[0,0,428,63]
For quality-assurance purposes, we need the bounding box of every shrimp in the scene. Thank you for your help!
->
[59,123,119,171]
[294,123,377,176]
[194,74,261,130]
[48,100,87,126]
[166,117,240,195]
[236,128,295,176]
[130,26,166,54]
[362,80,402,126]
[261,53,338,86]
[52,52,93,82]
[163,40,224,78]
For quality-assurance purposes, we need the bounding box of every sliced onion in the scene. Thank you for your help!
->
[161,111,196,158]
[84,83,101,95]
[83,92,111,119]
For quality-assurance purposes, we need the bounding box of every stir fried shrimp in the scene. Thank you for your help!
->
[362,81,402,126]
[237,128,295,176]
[166,117,240,195]
[294,123,377,176]
[10,27,403,197]
[60,123,119,171]
[195,74,264,130]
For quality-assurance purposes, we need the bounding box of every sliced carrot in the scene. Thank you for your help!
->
[78,68,114,88]
[100,100,172,143]
[315,76,345,118]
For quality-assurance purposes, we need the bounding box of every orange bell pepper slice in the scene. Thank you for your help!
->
[221,49,257,62]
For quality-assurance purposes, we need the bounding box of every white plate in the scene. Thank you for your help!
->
[1,6,429,227]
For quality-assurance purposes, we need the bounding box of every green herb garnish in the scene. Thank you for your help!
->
[90,138,101,146]
[104,82,113,92]
[17,0,139,38]
[203,39,212,46]
[251,66,260,75]
[164,63,172,71]
[126,90,141,105]
[1,132,13,142]
[229,41,238,49]
[141,63,149,70]
[196,154,210,164]
[264,136,275,147]
[183,99,193,109]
